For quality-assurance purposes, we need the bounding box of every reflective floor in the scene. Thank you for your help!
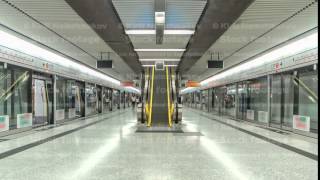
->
[0,109,318,180]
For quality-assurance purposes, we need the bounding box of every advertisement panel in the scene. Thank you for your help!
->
[246,110,255,121]
[0,115,9,132]
[293,115,310,132]
[68,108,76,119]
[258,111,268,123]
[55,109,65,121]
[17,113,33,128]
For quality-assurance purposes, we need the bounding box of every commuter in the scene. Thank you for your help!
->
[135,95,140,105]
[131,95,136,108]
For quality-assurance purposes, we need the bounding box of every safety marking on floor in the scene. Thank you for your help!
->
[173,132,203,136]
[0,111,128,160]
[257,126,290,135]
[189,109,318,161]
[135,129,184,133]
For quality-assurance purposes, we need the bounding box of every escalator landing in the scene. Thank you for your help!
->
[136,124,183,133]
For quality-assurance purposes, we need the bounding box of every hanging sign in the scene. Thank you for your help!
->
[293,115,310,132]
[121,81,134,87]
[0,115,9,132]
[186,80,200,87]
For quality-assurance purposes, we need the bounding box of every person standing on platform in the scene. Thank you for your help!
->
[135,95,140,106]
[131,95,136,109]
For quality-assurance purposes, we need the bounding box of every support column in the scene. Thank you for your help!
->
[267,75,271,126]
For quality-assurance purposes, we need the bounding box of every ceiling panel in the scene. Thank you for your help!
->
[166,0,207,29]
[187,0,318,80]
[113,0,207,64]
[129,34,191,49]
[112,0,154,29]
[0,0,135,80]
[137,51,184,59]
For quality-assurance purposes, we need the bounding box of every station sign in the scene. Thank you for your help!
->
[121,81,134,87]
[97,60,113,68]
[208,60,223,68]
[293,115,310,132]
[186,80,200,87]
[274,62,283,72]
[17,113,33,129]
[0,115,9,132]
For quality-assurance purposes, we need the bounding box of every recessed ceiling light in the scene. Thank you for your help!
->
[125,29,194,35]
[135,49,186,52]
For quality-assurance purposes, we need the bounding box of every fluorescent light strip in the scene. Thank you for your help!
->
[135,49,186,52]
[125,30,155,35]
[180,87,196,94]
[164,30,194,35]
[142,65,177,67]
[140,59,180,62]
[201,32,318,86]
[125,30,194,35]
[125,87,141,94]
[0,30,120,85]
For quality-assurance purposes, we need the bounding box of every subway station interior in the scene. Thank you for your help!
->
[0,0,318,179]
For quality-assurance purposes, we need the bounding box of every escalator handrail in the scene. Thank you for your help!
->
[147,66,155,127]
[166,66,173,127]
[294,76,318,102]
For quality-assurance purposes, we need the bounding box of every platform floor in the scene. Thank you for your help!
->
[0,109,318,180]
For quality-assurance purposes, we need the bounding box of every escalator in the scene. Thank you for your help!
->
[151,69,169,126]
[138,66,182,129]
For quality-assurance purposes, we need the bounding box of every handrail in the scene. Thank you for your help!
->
[147,67,155,127]
[294,76,318,102]
[166,66,172,127]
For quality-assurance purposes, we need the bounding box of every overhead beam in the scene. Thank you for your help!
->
[65,0,143,74]
[177,0,255,74]
[155,0,166,44]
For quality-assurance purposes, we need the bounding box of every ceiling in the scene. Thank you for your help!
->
[1,0,317,82]
[112,0,207,66]
[0,0,135,81]
[187,0,318,81]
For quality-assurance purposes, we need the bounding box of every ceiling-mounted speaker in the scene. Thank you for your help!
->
[208,60,223,68]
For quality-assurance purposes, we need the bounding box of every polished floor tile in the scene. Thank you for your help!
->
[0,109,318,180]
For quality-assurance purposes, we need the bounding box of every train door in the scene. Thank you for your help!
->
[33,74,53,126]
[75,81,85,118]
[270,73,294,129]
[270,65,318,136]
[237,82,248,120]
